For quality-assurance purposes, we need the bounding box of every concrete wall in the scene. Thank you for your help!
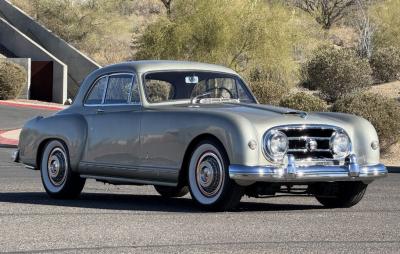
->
[5,58,31,100]
[0,18,67,103]
[0,0,101,98]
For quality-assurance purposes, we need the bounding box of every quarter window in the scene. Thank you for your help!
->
[86,77,107,105]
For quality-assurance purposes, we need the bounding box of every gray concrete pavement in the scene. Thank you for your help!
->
[0,105,55,130]
[0,147,399,253]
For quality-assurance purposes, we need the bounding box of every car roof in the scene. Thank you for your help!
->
[104,60,239,75]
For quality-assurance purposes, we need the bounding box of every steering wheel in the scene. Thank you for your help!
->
[204,87,233,99]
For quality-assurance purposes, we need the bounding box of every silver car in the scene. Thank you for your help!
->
[15,60,387,211]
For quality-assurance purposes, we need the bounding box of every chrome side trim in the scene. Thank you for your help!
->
[229,155,387,183]
[80,175,176,187]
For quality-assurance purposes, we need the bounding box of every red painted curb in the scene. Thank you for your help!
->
[0,130,18,147]
[0,101,64,111]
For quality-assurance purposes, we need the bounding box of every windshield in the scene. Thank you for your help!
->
[143,71,256,104]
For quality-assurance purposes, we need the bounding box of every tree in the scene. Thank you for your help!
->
[133,0,313,86]
[294,0,357,29]
[160,0,173,17]
[354,0,374,58]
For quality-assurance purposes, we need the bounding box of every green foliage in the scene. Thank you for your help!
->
[332,92,400,152]
[370,0,400,49]
[248,81,286,105]
[370,46,400,83]
[303,46,372,102]
[0,60,27,100]
[279,92,327,112]
[134,0,319,87]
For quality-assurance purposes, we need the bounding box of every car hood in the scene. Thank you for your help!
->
[155,103,359,131]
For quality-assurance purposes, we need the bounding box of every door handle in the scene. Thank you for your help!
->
[96,108,105,114]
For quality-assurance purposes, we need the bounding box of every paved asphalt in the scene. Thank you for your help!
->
[0,105,55,130]
[0,148,399,253]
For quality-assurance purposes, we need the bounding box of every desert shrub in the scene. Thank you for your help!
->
[279,92,327,112]
[0,60,27,100]
[370,46,400,83]
[332,92,400,152]
[303,46,373,102]
[248,81,286,105]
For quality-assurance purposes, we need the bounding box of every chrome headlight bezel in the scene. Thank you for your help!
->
[330,131,351,159]
[263,130,289,162]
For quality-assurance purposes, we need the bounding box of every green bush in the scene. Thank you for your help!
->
[370,0,400,50]
[279,92,327,112]
[332,92,400,152]
[303,46,373,102]
[370,46,400,83]
[248,81,286,105]
[0,60,27,100]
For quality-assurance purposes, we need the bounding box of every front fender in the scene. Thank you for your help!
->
[19,113,88,171]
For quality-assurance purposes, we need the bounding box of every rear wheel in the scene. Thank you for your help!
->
[154,185,189,198]
[314,182,368,208]
[40,140,85,199]
[188,139,243,211]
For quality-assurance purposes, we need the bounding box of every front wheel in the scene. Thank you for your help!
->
[40,140,85,199]
[188,139,243,211]
[314,182,368,208]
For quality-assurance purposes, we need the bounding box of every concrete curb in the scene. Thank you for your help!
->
[0,129,19,148]
[0,100,65,111]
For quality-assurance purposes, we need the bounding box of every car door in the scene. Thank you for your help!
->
[80,73,142,178]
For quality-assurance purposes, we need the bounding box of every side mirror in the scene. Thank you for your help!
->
[65,98,73,105]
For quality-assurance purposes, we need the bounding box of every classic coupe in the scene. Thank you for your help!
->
[14,60,387,211]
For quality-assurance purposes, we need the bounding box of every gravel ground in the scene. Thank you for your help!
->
[0,148,399,253]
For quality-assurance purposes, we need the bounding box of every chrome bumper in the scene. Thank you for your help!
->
[12,149,20,163]
[229,154,387,183]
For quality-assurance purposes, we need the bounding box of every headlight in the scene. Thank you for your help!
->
[263,130,288,161]
[330,132,351,158]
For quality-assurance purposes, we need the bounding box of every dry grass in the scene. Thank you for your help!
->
[368,81,400,100]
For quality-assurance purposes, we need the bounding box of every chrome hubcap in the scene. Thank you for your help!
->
[196,152,224,197]
[47,147,67,186]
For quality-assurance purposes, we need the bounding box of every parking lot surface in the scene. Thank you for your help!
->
[0,147,399,253]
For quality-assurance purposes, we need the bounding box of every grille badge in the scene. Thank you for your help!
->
[306,138,318,152]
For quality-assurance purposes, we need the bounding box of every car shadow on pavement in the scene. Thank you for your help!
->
[0,192,323,212]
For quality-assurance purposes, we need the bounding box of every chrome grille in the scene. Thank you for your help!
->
[279,126,339,160]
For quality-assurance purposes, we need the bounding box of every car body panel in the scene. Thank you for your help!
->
[18,60,386,187]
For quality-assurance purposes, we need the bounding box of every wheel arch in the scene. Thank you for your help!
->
[36,138,70,171]
[178,133,229,187]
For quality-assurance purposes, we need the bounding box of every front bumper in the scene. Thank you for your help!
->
[229,154,387,183]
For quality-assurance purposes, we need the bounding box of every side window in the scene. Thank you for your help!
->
[86,77,107,105]
[104,75,133,105]
[237,80,254,103]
